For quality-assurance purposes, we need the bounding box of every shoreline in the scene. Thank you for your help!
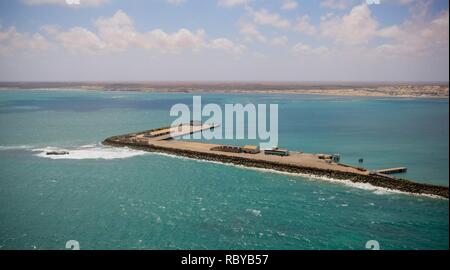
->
[103,135,449,199]
[1,88,448,99]
[0,82,448,98]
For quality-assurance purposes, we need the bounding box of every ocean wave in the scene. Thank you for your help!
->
[246,209,262,217]
[33,144,147,160]
[0,145,33,151]
[145,151,447,200]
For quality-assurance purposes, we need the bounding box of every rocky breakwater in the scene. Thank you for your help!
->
[103,135,449,199]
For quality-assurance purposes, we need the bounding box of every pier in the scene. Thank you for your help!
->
[103,124,449,199]
[139,123,219,141]
[376,167,408,175]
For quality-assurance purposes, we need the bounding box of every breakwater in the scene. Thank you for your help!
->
[103,134,449,199]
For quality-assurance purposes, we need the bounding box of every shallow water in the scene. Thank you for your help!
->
[0,90,448,250]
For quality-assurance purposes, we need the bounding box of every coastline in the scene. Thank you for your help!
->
[0,82,448,98]
[1,88,448,99]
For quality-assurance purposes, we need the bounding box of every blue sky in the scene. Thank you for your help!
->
[0,0,448,81]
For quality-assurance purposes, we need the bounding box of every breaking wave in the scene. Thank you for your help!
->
[32,144,147,160]
[0,145,33,151]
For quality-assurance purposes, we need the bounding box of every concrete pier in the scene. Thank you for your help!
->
[376,167,408,174]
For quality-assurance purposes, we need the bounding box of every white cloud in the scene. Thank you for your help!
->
[3,0,448,82]
[271,36,288,46]
[375,10,449,56]
[320,4,378,45]
[40,25,61,35]
[248,8,291,28]
[385,0,415,5]
[209,38,246,54]
[281,0,298,10]
[317,1,449,57]
[320,12,334,21]
[55,27,106,54]
[291,42,330,55]
[1,10,245,56]
[218,0,251,7]
[46,10,244,55]
[21,0,110,7]
[134,29,207,54]
[0,26,52,56]
[320,0,352,10]
[239,23,267,43]
[295,15,316,35]
[291,42,310,54]
[165,0,187,6]
[316,1,448,59]
[94,10,136,52]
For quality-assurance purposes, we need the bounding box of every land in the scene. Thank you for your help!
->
[1,82,448,98]
[103,124,449,199]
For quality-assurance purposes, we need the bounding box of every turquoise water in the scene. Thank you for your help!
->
[0,90,448,250]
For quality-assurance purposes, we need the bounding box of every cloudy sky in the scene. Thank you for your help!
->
[0,0,448,82]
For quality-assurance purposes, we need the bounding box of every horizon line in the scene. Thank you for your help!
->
[0,80,449,85]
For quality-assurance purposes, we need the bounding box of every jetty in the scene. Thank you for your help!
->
[376,167,408,175]
[103,123,449,199]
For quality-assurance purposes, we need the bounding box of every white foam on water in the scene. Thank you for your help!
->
[145,151,447,200]
[111,95,126,99]
[80,144,97,148]
[33,144,147,160]
[11,106,40,110]
[246,209,262,217]
[0,145,33,151]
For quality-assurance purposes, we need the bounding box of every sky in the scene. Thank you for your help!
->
[0,0,448,82]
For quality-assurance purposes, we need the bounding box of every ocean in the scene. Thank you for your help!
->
[0,89,448,250]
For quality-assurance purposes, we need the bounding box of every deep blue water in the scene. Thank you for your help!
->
[0,90,448,250]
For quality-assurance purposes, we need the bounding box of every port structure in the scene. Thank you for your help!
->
[103,123,449,198]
